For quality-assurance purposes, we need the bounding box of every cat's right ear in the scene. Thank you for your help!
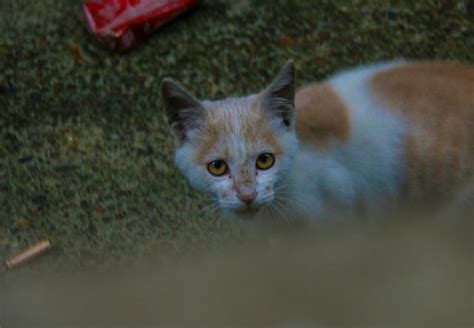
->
[261,60,296,128]
[161,78,204,143]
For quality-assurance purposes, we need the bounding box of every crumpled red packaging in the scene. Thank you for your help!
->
[83,0,200,52]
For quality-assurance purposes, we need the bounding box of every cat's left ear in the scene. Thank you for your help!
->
[161,78,204,143]
[261,60,296,128]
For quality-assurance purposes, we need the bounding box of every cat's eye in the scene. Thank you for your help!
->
[207,160,228,176]
[256,153,275,170]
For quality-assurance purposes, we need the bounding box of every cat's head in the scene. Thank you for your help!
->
[161,61,298,220]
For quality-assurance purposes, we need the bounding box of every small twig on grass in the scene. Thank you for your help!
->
[4,240,52,271]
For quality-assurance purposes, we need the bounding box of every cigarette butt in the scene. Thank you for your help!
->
[5,240,51,269]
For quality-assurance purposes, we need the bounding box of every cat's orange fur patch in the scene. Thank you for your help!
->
[371,62,474,201]
[295,83,351,149]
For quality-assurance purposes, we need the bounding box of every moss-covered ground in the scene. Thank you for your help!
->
[1,0,473,270]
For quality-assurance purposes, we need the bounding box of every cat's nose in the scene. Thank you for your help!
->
[238,191,257,205]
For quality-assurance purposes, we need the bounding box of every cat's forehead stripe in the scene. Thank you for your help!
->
[194,96,283,163]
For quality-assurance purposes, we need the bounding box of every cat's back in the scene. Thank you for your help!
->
[295,61,474,206]
[370,61,474,143]
[296,61,474,143]
[371,62,474,201]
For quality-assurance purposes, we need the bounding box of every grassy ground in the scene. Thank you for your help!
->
[1,0,473,271]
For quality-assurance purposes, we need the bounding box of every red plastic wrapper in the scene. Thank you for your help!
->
[83,0,200,52]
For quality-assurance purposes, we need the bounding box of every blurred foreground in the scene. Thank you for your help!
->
[1,213,472,326]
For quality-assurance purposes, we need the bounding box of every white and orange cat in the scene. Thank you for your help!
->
[161,60,474,222]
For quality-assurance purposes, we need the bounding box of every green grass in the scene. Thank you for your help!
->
[1,0,473,270]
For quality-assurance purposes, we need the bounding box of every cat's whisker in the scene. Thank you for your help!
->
[199,201,218,213]
[274,185,308,201]
[199,201,221,221]
[269,197,291,223]
[273,189,304,208]
[275,193,306,207]
[273,185,305,200]
[266,202,283,223]
[274,191,310,220]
